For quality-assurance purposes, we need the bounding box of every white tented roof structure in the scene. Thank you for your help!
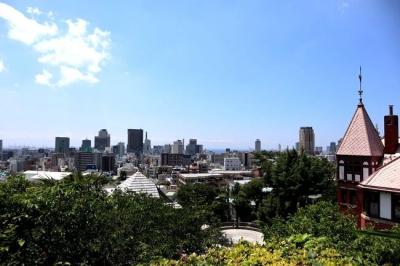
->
[23,171,71,181]
[116,172,159,198]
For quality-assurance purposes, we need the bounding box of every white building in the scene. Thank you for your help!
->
[172,140,184,154]
[224,157,241,171]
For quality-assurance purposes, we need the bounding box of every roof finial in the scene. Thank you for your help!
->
[358,66,363,105]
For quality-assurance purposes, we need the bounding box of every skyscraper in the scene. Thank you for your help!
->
[75,151,95,172]
[144,131,151,154]
[80,139,92,152]
[94,129,110,151]
[55,137,70,153]
[185,139,203,155]
[172,140,184,154]
[127,129,143,155]
[329,142,337,154]
[299,127,315,155]
[255,139,261,152]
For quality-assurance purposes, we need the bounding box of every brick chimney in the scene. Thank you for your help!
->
[384,105,399,154]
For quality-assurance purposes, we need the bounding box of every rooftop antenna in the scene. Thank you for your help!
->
[358,66,363,105]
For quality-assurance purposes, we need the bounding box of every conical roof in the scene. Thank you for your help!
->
[337,104,384,157]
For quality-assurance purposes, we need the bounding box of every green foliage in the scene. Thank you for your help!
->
[176,183,229,222]
[153,240,356,265]
[177,183,217,208]
[0,175,225,265]
[262,200,400,265]
[257,149,336,221]
[263,201,357,250]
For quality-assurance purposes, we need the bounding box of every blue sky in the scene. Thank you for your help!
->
[0,0,399,150]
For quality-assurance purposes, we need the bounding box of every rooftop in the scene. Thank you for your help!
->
[116,172,160,198]
[337,104,384,157]
[359,157,400,193]
[24,171,72,181]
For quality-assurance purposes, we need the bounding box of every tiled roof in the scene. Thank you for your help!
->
[337,104,384,156]
[117,172,159,198]
[359,157,400,192]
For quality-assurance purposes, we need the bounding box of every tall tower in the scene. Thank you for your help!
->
[299,127,315,155]
[255,139,261,152]
[336,68,384,215]
[127,129,143,155]
[94,129,110,151]
[55,137,70,153]
[144,131,152,154]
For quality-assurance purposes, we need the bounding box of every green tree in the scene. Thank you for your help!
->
[0,175,225,265]
[257,149,335,220]
[176,183,217,209]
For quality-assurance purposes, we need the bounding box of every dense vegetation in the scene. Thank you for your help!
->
[156,202,400,265]
[2,150,400,265]
[0,175,225,265]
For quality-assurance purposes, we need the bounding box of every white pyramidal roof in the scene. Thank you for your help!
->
[117,172,159,198]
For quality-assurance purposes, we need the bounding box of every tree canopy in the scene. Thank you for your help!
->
[0,175,225,265]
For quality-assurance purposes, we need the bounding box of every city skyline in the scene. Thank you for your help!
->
[0,1,399,149]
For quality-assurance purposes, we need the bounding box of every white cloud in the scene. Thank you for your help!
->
[35,69,53,85]
[0,3,58,45]
[27,7,42,16]
[0,58,5,72]
[0,3,110,87]
[57,66,98,87]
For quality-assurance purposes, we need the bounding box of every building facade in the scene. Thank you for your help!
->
[80,139,92,152]
[224,157,241,171]
[161,153,191,166]
[55,137,70,153]
[75,151,95,172]
[299,127,315,155]
[172,140,184,154]
[94,129,110,151]
[127,129,143,155]
[255,139,261,152]
[336,93,400,229]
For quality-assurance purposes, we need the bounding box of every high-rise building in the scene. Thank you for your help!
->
[55,137,70,153]
[94,129,110,151]
[172,140,184,154]
[186,139,197,155]
[80,139,92,152]
[163,144,171,154]
[112,142,125,158]
[153,145,163,155]
[127,129,143,155]
[299,127,315,155]
[185,139,203,155]
[329,142,337,154]
[315,146,323,155]
[144,131,152,154]
[117,142,125,157]
[101,154,115,172]
[255,139,261,152]
[161,153,191,166]
[75,151,95,172]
